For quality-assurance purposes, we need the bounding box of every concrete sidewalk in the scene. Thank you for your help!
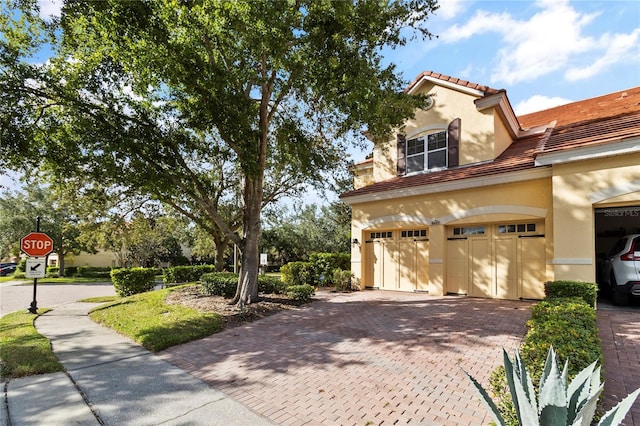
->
[2,302,273,426]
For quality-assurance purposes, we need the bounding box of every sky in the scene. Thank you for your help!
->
[1,0,639,189]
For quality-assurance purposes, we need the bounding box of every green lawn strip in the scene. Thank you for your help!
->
[88,286,223,352]
[79,296,121,303]
[0,309,64,379]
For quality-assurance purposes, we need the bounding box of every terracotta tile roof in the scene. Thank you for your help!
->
[539,111,640,154]
[405,71,502,96]
[342,82,640,201]
[341,134,543,200]
[518,87,640,128]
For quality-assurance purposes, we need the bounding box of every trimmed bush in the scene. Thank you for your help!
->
[258,275,288,294]
[309,252,350,285]
[200,272,238,298]
[333,269,357,292]
[544,280,598,308]
[281,261,316,286]
[77,266,112,278]
[286,284,315,302]
[110,267,157,297]
[489,295,602,423]
[163,265,216,284]
[200,273,288,298]
[520,298,601,382]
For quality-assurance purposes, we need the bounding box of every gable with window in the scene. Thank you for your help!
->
[397,118,460,176]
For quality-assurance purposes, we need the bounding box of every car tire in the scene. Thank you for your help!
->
[610,273,629,306]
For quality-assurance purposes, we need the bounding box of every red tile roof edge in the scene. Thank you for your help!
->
[405,71,502,96]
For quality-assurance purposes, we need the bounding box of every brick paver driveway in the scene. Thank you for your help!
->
[161,291,533,425]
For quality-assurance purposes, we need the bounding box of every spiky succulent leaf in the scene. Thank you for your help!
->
[567,360,598,422]
[597,388,640,426]
[515,350,538,414]
[572,385,603,426]
[538,349,568,425]
[463,369,506,426]
[503,350,539,426]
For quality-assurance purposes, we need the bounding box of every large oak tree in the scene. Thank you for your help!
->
[1,0,437,306]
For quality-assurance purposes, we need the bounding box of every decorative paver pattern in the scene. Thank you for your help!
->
[161,291,533,425]
[598,308,640,426]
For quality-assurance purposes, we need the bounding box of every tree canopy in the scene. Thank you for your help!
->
[1,0,437,305]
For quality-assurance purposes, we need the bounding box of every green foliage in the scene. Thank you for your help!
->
[163,265,216,284]
[200,272,238,298]
[200,273,287,298]
[544,281,598,308]
[309,252,351,285]
[467,346,640,426]
[521,299,601,383]
[281,261,317,286]
[89,286,223,352]
[76,266,112,278]
[110,267,157,297]
[258,275,288,295]
[333,269,358,292]
[286,284,315,302]
[0,309,63,379]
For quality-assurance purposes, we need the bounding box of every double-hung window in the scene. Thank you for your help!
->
[406,131,447,173]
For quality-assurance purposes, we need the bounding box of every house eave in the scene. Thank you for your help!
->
[341,167,552,205]
[407,74,487,97]
[534,136,640,166]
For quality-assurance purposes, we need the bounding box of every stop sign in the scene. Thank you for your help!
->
[20,232,54,257]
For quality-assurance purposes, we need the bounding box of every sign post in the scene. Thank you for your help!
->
[20,218,54,314]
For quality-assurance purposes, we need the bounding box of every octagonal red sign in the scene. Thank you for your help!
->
[20,232,54,257]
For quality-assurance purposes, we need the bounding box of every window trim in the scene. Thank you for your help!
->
[406,130,448,174]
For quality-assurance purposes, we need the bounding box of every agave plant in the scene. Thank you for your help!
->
[465,346,640,426]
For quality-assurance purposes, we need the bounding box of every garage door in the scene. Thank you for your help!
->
[446,222,546,300]
[364,228,429,291]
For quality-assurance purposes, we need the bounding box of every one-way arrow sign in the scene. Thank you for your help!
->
[26,258,46,279]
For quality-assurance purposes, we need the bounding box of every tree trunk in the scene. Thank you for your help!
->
[214,236,229,272]
[57,250,66,277]
[231,177,263,307]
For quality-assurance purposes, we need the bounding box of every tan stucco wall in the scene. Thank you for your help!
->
[551,152,640,282]
[349,177,553,295]
[371,83,504,183]
[50,251,118,268]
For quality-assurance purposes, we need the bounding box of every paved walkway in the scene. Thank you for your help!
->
[598,302,640,425]
[160,291,534,425]
[3,302,274,426]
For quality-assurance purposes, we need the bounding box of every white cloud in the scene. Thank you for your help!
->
[514,95,573,115]
[565,28,640,81]
[438,0,639,85]
[38,0,62,19]
[435,0,468,20]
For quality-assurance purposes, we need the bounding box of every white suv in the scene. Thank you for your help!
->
[603,234,640,305]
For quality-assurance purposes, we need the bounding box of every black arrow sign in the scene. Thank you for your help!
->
[30,263,42,271]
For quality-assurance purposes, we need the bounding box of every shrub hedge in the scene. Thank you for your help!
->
[77,266,112,278]
[163,265,216,284]
[281,261,316,287]
[490,281,602,423]
[286,284,315,302]
[110,267,157,297]
[200,273,289,298]
[544,280,598,307]
[309,252,351,285]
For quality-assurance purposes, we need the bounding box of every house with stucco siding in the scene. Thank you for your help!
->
[340,71,640,300]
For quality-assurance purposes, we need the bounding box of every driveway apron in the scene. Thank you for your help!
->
[160,291,533,425]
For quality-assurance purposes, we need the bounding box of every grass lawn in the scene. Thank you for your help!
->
[0,309,64,379]
[89,286,223,352]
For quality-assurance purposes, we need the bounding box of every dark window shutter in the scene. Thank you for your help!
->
[447,118,460,167]
[397,134,406,176]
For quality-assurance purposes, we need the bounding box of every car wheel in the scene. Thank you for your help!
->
[610,272,629,306]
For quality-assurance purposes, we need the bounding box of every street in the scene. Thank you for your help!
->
[0,281,116,317]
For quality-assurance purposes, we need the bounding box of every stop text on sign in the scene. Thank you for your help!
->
[22,240,52,250]
[20,232,54,257]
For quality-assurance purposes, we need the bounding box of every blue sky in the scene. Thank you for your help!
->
[2,0,639,190]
